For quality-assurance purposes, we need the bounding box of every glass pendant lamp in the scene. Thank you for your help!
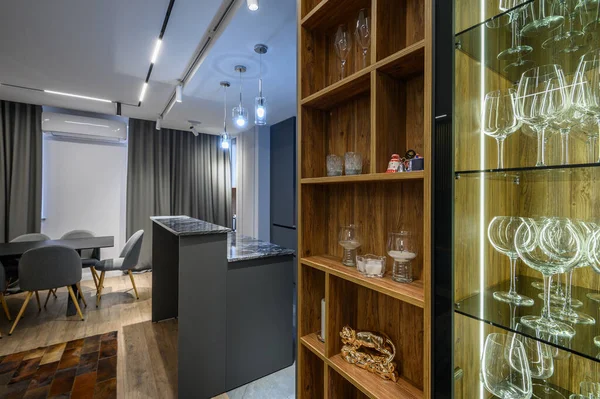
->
[254,44,268,125]
[220,81,231,149]
[232,65,248,128]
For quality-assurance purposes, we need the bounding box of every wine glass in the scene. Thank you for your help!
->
[498,1,533,61]
[572,50,600,163]
[509,331,564,399]
[516,64,569,167]
[339,224,361,267]
[481,333,533,399]
[520,0,565,37]
[552,74,585,165]
[514,218,581,337]
[387,232,418,283]
[571,115,600,163]
[334,24,352,79]
[543,0,585,53]
[580,381,600,397]
[355,9,370,69]
[482,89,522,169]
[550,220,596,325]
[488,216,534,306]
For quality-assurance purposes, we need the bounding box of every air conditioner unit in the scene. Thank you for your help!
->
[42,112,127,142]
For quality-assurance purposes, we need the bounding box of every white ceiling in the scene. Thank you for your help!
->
[0,0,297,134]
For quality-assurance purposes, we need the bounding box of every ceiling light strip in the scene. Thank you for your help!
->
[44,90,113,103]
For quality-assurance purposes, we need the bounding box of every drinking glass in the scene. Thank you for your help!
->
[550,220,596,325]
[387,232,418,283]
[334,24,352,79]
[520,0,564,37]
[344,152,363,175]
[552,74,585,165]
[543,0,585,53]
[572,115,600,163]
[572,50,600,163]
[339,224,362,267]
[482,89,522,169]
[585,227,600,346]
[326,154,343,176]
[515,218,582,337]
[481,333,533,399]
[498,1,533,61]
[509,331,563,399]
[488,216,534,306]
[516,65,569,166]
[580,381,600,398]
[355,9,371,69]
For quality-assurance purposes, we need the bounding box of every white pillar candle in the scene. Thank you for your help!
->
[321,298,326,342]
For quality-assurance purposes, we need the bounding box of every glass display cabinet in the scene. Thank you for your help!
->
[434,0,600,397]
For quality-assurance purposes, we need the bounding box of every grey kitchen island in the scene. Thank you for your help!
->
[151,216,295,399]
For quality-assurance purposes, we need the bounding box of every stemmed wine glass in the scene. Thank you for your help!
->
[543,0,585,54]
[516,64,569,167]
[509,330,564,399]
[488,216,534,306]
[334,24,352,80]
[552,74,585,165]
[483,89,522,169]
[514,217,582,337]
[572,115,600,163]
[355,9,370,69]
[498,0,533,61]
[339,224,362,267]
[520,0,564,37]
[584,227,600,346]
[580,381,600,397]
[481,333,533,399]
[572,50,600,163]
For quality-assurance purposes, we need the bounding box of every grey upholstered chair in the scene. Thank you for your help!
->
[9,246,86,335]
[0,261,12,338]
[95,230,144,307]
[61,230,101,289]
[9,233,53,310]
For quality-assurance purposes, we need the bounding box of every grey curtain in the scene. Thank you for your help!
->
[126,118,232,269]
[0,101,42,243]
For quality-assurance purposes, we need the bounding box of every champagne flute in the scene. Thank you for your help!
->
[482,89,522,169]
[355,9,371,69]
[334,24,352,80]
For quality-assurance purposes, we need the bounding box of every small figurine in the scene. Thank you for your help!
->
[386,154,401,173]
[340,326,399,382]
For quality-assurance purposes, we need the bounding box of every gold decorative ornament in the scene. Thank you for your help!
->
[340,325,399,382]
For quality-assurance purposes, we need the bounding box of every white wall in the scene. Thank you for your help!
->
[235,126,270,240]
[41,137,128,259]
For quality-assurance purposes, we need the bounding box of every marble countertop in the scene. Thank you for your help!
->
[228,232,295,263]
[151,216,231,236]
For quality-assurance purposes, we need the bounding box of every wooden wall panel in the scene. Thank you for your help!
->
[376,0,424,60]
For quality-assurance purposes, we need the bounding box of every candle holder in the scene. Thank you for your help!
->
[339,224,362,267]
[387,231,417,283]
[344,152,363,175]
[357,254,386,278]
[326,154,343,176]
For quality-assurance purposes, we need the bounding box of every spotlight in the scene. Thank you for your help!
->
[247,0,259,11]
[156,117,162,130]
[190,126,199,137]
[176,84,183,103]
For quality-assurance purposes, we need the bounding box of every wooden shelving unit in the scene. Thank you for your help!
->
[297,0,432,396]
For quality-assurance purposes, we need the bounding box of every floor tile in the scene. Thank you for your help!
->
[57,347,81,371]
[70,371,97,399]
[96,356,117,383]
[93,377,117,399]
[99,339,117,359]
[28,362,58,389]
[76,351,98,376]
[39,343,66,366]
[48,368,76,397]
[9,358,42,384]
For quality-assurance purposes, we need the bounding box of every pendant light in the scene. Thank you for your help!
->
[232,65,248,128]
[220,81,231,149]
[254,44,268,126]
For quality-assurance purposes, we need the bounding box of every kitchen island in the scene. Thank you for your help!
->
[151,216,294,399]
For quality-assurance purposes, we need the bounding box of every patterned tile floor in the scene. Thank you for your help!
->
[0,331,118,398]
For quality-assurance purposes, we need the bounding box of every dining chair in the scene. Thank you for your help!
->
[60,230,101,291]
[9,233,53,310]
[95,230,144,307]
[9,246,85,336]
[0,261,12,338]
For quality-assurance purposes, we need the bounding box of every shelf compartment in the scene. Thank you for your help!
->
[328,275,425,390]
[329,355,424,399]
[376,0,425,61]
[300,182,424,281]
[300,0,372,98]
[300,92,371,179]
[302,255,424,308]
[376,40,425,79]
[374,67,425,174]
[298,345,325,399]
[300,333,326,361]
[328,366,370,399]
[299,264,326,337]
[301,68,371,110]
[301,171,424,184]
[455,275,600,363]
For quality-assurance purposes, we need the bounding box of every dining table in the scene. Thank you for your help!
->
[0,236,114,316]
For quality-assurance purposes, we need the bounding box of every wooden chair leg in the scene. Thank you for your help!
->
[34,291,41,312]
[76,283,87,307]
[44,290,52,308]
[128,270,139,300]
[96,272,105,308]
[90,267,99,290]
[67,286,84,321]
[0,293,11,321]
[9,292,33,335]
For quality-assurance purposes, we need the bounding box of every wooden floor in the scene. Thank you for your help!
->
[0,273,190,399]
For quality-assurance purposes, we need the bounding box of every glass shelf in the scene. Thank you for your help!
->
[455,275,600,363]
[456,0,586,83]
[455,163,600,182]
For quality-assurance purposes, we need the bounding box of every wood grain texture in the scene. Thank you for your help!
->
[329,366,370,399]
[301,171,424,184]
[299,346,325,399]
[299,264,326,337]
[376,0,424,61]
